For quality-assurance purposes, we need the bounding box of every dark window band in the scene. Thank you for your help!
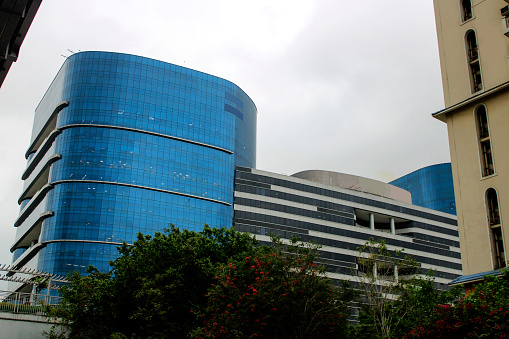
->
[236,170,457,226]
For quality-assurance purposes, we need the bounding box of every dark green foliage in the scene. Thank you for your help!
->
[193,236,357,338]
[352,238,464,339]
[45,227,356,339]
[389,275,463,338]
[354,238,419,338]
[111,225,258,338]
[46,226,258,339]
[399,269,509,339]
[46,226,509,339]
[353,275,463,339]
[45,267,117,338]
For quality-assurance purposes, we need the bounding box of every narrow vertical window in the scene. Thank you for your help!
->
[492,228,506,269]
[461,0,473,22]
[466,30,482,92]
[487,188,501,227]
[486,188,506,269]
[476,105,494,176]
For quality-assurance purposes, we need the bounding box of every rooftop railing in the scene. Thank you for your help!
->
[0,290,62,316]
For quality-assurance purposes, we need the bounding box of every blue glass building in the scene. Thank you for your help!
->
[9,51,462,300]
[390,163,456,215]
[10,51,257,277]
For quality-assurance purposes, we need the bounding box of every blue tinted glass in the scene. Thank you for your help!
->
[16,51,256,276]
[390,163,456,215]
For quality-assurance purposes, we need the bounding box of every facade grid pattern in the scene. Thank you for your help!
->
[390,163,456,215]
[11,51,257,277]
[234,167,462,291]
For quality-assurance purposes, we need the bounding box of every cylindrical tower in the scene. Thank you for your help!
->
[11,51,257,276]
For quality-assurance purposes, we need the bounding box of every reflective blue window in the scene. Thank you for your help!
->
[390,163,456,215]
[15,51,256,276]
[12,247,28,262]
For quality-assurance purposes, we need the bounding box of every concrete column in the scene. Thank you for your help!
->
[390,218,396,235]
[30,285,36,303]
[394,265,399,282]
[369,213,375,231]
[46,277,52,301]
[373,263,377,279]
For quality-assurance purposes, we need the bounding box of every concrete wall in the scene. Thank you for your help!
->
[291,170,412,204]
[0,313,55,339]
[434,0,509,106]
[434,0,509,275]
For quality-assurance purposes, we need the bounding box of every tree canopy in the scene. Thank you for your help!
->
[193,236,355,338]
[352,238,463,339]
[45,228,509,339]
[399,269,509,339]
[46,226,259,338]
[45,227,355,339]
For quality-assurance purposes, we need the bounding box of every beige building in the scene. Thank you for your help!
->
[433,0,509,281]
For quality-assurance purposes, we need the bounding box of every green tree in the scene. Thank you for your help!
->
[193,236,357,339]
[46,226,258,339]
[400,269,509,339]
[389,274,463,337]
[354,238,419,339]
[44,268,117,339]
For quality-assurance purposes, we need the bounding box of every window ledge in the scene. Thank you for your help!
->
[480,173,498,181]
[460,16,476,26]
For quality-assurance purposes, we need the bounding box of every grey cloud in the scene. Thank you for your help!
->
[0,0,451,270]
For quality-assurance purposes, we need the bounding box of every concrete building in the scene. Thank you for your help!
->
[234,167,462,292]
[432,0,509,283]
[390,163,456,215]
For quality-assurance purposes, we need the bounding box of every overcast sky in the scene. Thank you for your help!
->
[0,0,450,267]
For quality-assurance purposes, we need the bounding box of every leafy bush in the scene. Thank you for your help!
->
[400,270,509,339]
[193,236,356,338]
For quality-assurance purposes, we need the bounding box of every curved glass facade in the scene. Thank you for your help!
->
[13,51,257,276]
[390,163,456,215]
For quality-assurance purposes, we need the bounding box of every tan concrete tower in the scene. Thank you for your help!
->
[433,0,509,280]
